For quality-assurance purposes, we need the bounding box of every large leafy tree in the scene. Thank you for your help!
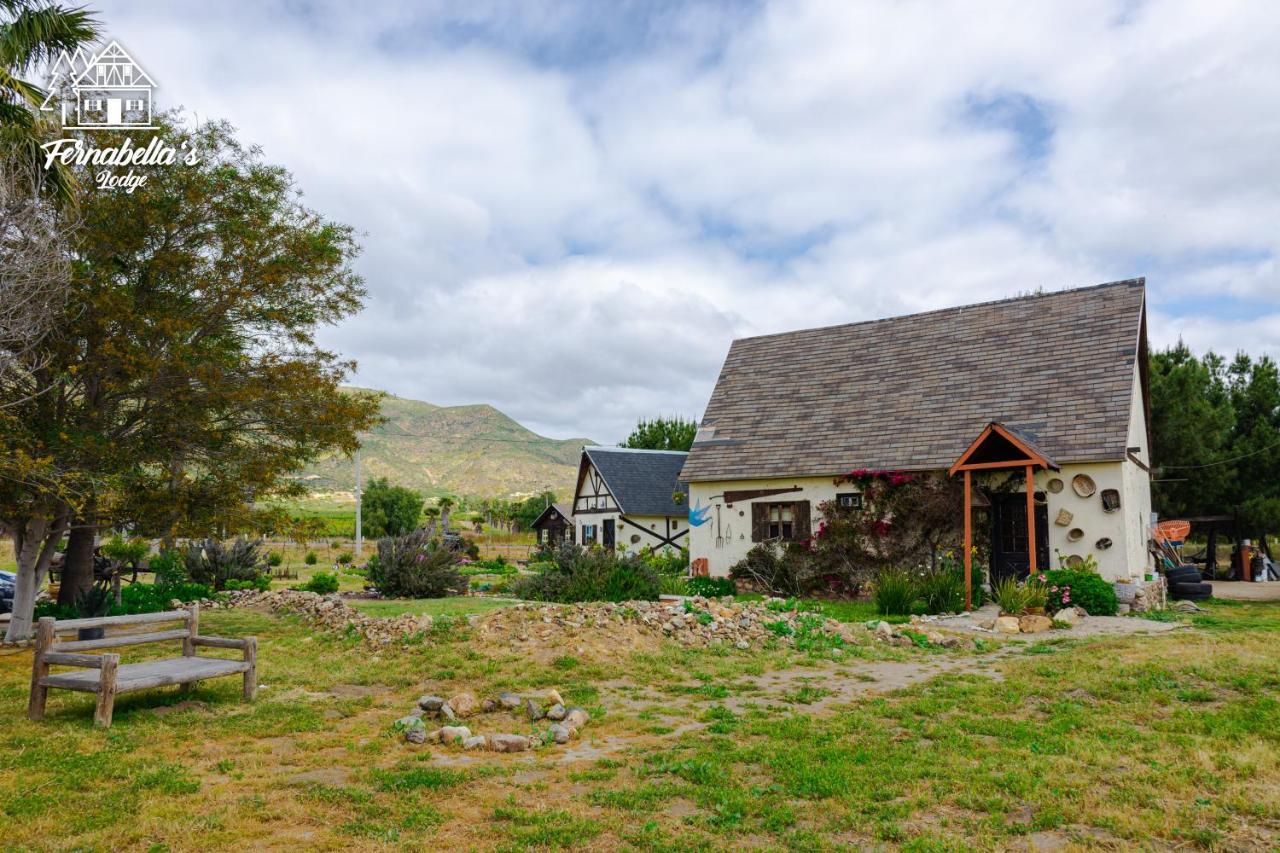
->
[1149,344,1280,537]
[361,477,424,539]
[1,116,381,640]
[620,415,698,452]
[0,0,97,204]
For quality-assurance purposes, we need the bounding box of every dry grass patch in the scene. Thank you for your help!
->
[1,601,1277,849]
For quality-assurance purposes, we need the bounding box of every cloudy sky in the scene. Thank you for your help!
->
[92,0,1278,442]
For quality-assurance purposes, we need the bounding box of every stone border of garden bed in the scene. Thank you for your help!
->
[394,689,590,752]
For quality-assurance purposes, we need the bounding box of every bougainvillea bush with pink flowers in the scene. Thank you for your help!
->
[808,470,966,593]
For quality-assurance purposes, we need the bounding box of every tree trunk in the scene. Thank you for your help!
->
[5,509,70,642]
[57,518,97,608]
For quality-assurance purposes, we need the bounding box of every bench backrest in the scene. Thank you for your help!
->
[36,605,200,655]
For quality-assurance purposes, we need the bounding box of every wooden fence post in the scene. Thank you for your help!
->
[27,617,56,721]
[242,637,257,701]
[94,653,120,728]
[182,603,199,657]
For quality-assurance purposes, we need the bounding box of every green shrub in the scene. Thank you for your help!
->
[511,543,659,603]
[992,576,1029,615]
[224,575,271,592]
[462,558,516,576]
[34,581,215,620]
[266,551,284,567]
[304,551,318,565]
[728,543,814,597]
[643,548,690,577]
[1043,569,1117,615]
[119,581,215,612]
[368,529,467,598]
[148,549,187,586]
[336,551,354,565]
[183,538,270,591]
[917,567,965,614]
[298,571,339,595]
[101,534,149,565]
[872,568,918,616]
[686,576,736,598]
[1024,573,1049,610]
[658,575,688,596]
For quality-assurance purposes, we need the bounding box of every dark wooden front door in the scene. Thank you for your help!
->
[602,519,615,549]
[990,494,1049,582]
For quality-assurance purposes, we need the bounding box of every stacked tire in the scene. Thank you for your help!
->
[1165,565,1212,600]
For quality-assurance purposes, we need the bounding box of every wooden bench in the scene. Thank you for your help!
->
[27,605,257,728]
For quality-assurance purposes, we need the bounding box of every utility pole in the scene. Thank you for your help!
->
[354,445,363,558]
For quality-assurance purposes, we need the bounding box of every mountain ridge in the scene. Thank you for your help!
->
[299,389,595,498]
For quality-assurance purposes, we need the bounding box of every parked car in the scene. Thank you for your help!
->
[0,570,14,614]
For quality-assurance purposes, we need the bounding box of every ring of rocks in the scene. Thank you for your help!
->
[395,688,590,753]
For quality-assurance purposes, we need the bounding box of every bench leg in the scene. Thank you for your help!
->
[27,678,48,722]
[94,654,119,728]
[243,637,257,701]
[27,617,55,722]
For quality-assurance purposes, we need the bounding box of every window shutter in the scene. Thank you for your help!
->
[751,504,768,542]
[792,501,811,539]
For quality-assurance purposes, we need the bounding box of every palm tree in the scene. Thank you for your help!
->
[1,0,98,203]
[437,496,455,532]
[422,506,440,536]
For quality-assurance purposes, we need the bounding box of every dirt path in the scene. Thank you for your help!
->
[425,649,1016,768]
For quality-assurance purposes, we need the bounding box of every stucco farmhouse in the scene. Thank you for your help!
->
[679,278,1153,585]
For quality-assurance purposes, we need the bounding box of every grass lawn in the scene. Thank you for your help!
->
[2,599,1278,849]
[347,596,522,618]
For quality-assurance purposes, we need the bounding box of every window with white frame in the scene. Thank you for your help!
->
[837,492,863,509]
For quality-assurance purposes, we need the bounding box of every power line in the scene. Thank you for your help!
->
[1159,438,1280,470]
[373,427,589,446]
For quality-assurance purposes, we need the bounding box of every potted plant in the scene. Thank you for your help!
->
[1023,573,1049,615]
[1113,575,1139,604]
[992,576,1029,616]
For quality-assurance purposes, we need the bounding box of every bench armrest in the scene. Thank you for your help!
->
[190,635,251,651]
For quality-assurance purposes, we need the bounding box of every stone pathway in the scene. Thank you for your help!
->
[913,602,1185,640]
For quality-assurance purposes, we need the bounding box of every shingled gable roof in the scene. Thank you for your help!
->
[680,278,1148,483]
[580,447,690,517]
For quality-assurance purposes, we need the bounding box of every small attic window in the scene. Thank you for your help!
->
[693,426,716,443]
[837,492,863,509]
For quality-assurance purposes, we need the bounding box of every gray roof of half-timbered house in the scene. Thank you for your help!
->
[583,447,690,517]
[680,278,1148,482]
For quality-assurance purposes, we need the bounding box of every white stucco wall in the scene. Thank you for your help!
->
[1030,462,1147,580]
[1122,363,1155,576]
[574,513,687,555]
[688,459,1154,581]
[686,476,839,577]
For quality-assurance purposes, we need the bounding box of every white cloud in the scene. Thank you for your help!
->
[90,0,1280,443]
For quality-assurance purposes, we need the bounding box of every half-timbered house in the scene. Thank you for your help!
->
[571,447,690,554]
[680,279,1154,585]
[531,503,574,547]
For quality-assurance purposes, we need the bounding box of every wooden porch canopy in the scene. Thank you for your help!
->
[948,422,1059,610]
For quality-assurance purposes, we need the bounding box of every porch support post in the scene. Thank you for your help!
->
[1025,464,1037,574]
[963,470,972,611]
